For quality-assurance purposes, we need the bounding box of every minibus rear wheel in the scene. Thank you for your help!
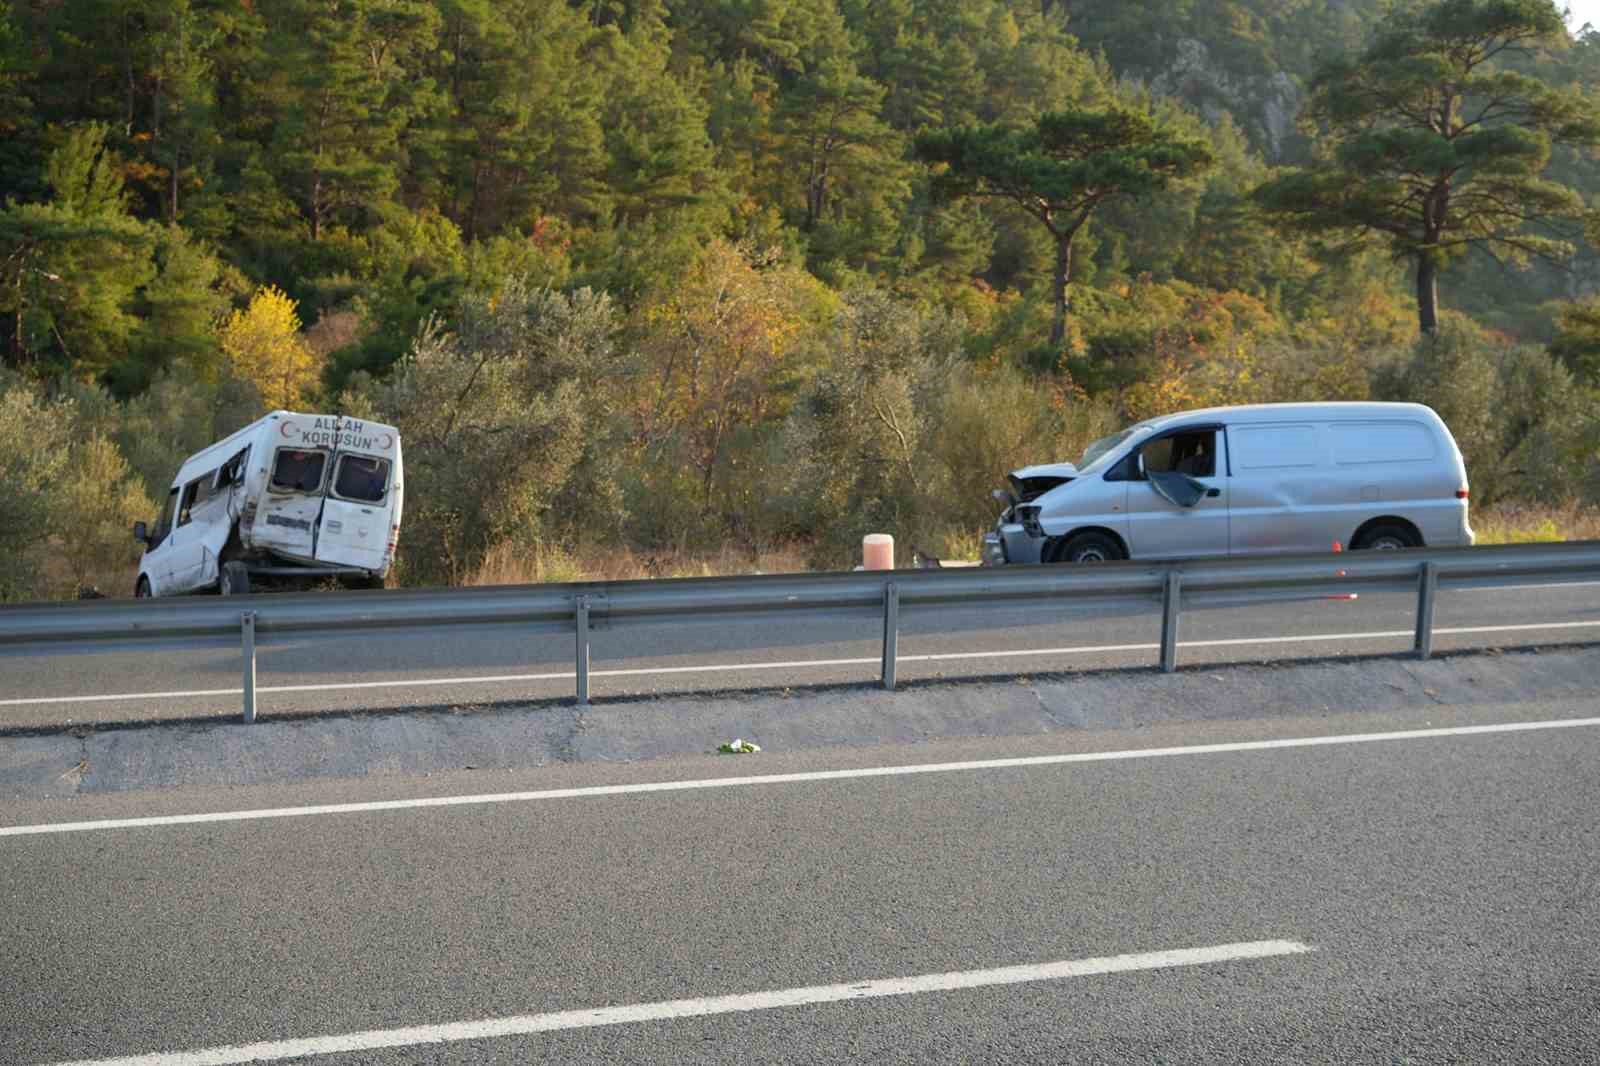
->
[220,561,251,596]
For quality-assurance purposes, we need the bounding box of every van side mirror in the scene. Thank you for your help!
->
[132,521,149,545]
[1134,453,1146,478]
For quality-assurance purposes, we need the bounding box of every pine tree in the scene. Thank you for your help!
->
[0,124,154,373]
[253,0,441,242]
[1254,0,1600,335]
[916,108,1212,349]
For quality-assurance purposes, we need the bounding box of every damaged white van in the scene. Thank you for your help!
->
[982,402,1472,566]
[132,411,403,596]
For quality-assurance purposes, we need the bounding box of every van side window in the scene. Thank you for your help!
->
[155,487,180,543]
[218,445,250,487]
[272,449,327,493]
[1103,452,1139,482]
[1142,430,1216,478]
[177,478,204,526]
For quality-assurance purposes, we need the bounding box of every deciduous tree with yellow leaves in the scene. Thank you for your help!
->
[219,286,319,409]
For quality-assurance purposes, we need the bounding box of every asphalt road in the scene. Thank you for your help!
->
[2,579,1598,729]
[4,699,1598,1064]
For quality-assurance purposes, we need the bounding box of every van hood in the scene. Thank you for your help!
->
[1010,462,1078,480]
[1006,462,1078,503]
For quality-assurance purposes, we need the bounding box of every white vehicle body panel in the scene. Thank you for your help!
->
[136,411,403,596]
[984,402,1471,566]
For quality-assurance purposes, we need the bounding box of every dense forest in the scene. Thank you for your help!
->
[3,0,1600,598]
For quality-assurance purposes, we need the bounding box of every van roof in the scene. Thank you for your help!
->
[171,410,401,483]
[1139,401,1440,432]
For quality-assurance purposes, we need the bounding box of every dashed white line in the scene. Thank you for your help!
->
[4,715,1597,837]
[4,618,1598,709]
[35,940,1313,1066]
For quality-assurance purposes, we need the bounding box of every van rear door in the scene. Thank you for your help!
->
[314,451,394,572]
[253,446,328,561]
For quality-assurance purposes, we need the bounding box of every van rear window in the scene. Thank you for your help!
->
[272,449,327,492]
[334,455,390,502]
[1330,422,1436,465]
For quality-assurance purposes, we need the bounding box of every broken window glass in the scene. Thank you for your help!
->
[271,449,327,493]
[177,478,206,526]
[218,445,250,487]
[334,455,390,503]
[1148,471,1208,508]
[1141,429,1217,508]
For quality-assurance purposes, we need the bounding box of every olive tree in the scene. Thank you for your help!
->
[351,281,628,585]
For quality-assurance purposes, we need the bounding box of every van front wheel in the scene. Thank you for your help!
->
[1053,532,1126,564]
[1353,523,1421,551]
[135,576,152,598]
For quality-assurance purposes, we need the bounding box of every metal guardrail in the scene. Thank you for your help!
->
[2,542,1598,723]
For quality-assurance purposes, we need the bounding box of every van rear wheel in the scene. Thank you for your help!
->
[1353,523,1421,551]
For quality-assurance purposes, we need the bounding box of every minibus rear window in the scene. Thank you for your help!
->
[271,449,327,493]
[334,455,390,503]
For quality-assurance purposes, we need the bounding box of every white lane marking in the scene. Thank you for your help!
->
[5,716,1597,838]
[5,618,1598,709]
[1460,580,1600,592]
[35,940,1312,1066]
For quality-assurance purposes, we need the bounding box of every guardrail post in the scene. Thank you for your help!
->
[881,582,899,691]
[240,612,257,724]
[1160,570,1182,674]
[1413,561,1438,660]
[575,595,591,704]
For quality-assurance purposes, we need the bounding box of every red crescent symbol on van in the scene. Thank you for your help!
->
[377,432,394,449]
[280,421,296,438]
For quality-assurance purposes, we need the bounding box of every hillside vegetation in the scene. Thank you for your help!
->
[2,0,1599,597]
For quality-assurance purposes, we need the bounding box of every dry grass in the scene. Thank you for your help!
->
[1472,504,1600,545]
[464,540,815,586]
[30,535,140,600]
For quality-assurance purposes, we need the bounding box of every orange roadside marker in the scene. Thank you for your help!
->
[1326,539,1357,600]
